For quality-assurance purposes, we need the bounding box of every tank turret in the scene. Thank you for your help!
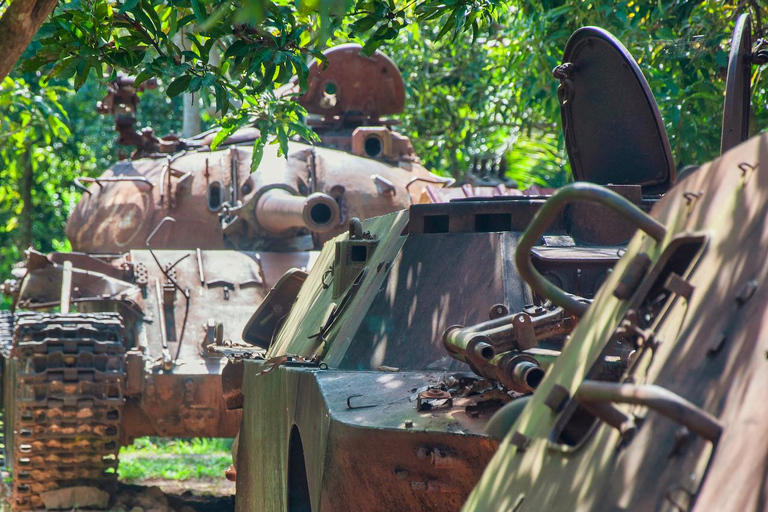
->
[66,44,449,255]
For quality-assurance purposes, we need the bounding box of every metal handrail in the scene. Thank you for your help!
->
[74,176,154,195]
[515,183,667,316]
[405,175,456,191]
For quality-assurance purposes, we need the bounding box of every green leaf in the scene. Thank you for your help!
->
[435,17,456,41]
[251,136,266,172]
[74,62,91,90]
[210,123,239,150]
[188,75,203,92]
[276,125,289,156]
[190,0,206,24]
[224,40,246,59]
[289,122,319,144]
[118,0,139,14]
[350,16,377,33]
[133,70,154,88]
[361,36,384,55]
[214,83,227,113]
[166,75,192,97]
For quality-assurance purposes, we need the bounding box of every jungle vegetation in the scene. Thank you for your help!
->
[0,0,763,289]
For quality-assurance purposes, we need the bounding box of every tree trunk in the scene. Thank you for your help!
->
[182,92,201,137]
[0,0,60,80]
[18,147,34,251]
[174,30,202,137]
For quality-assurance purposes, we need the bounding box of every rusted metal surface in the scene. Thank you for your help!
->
[254,189,340,234]
[575,381,723,443]
[444,306,571,362]
[66,140,440,254]
[237,366,499,512]
[463,131,768,512]
[11,313,125,511]
[419,183,553,204]
[241,269,308,349]
[221,359,244,410]
[297,43,405,120]
[557,27,674,193]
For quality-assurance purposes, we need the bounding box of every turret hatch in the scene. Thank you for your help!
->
[557,27,675,194]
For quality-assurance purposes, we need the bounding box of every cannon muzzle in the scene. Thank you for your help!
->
[256,189,341,234]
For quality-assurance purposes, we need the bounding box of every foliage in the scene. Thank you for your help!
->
[390,1,766,181]
[21,0,501,168]
[0,77,73,289]
[391,18,570,184]
[16,0,767,178]
[2,0,768,291]
[119,437,233,481]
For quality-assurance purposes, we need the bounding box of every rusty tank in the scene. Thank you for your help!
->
[226,26,688,512]
[460,13,768,512]
[0,44,451,511]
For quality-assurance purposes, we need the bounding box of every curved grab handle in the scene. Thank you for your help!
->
[515,183,667,317]
[576,380,722,443]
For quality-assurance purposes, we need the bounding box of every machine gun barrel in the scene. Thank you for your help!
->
[255,189,341,234]
[473,351,545,394]
[443,306,573,368]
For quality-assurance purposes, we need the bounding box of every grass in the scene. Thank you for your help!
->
[118,437,233,482]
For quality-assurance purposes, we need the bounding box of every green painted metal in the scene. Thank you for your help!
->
[463,132,768,512]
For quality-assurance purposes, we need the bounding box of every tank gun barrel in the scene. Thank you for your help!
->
[255,189,341,234]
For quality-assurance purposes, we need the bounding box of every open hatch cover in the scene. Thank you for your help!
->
[557,27,675,194]
[721,13,752,154]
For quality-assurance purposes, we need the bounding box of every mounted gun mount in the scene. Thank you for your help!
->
[437,27,672,401]
[0,44,448,511]
[96,73,184,157]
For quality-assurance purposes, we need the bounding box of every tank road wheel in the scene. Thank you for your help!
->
[11,312,126,511]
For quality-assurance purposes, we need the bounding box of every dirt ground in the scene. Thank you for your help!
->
[0,472,236,512]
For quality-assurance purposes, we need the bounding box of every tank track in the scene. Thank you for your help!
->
[11,312,125,511]
[0,310,14,469]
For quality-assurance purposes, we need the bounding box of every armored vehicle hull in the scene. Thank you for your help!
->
[232,189,658,511]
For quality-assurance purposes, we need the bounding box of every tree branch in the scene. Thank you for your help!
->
[0,0,59,80]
